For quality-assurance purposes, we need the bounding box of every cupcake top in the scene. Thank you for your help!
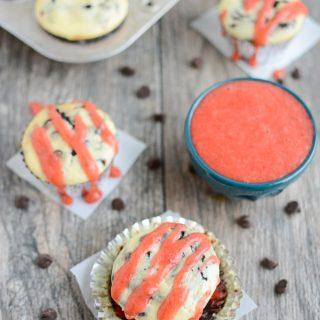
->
[22,102,117,186]
[111,222,220,320]
[35,0,129,41]
[219,0,308,46]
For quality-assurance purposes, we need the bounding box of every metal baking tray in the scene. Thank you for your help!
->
[0,0,180,63]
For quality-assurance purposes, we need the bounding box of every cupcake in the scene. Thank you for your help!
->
[35,0,129,41]
[218,0,309,66]
[91,216,242,320]
[21,101,119,205]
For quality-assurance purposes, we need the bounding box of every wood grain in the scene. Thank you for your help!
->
[0,0,319,319]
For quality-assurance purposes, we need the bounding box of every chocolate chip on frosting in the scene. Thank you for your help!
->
[190,57,203,69]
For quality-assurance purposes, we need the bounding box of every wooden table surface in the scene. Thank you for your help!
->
[1,1,319,319]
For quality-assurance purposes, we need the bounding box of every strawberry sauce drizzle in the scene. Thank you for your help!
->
[109,166,122,178]
[111,223,220,320]
[31,127,72,205]
[30,103,118,205]
[29,102,44,115]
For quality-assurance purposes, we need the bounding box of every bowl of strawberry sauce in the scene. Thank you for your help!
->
[185,78,318,200]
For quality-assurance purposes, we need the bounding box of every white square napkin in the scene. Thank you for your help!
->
[192,8,320,79]
[7,130,146,219]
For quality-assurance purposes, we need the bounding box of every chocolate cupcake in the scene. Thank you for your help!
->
[218,0,308,66]
[91,216,242,320]
[21,101,119,205]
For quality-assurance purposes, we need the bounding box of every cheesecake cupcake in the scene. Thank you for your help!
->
[35,0,129,41]
[21,101,119,205]
[91,216,242,320]
[218,0,309,66]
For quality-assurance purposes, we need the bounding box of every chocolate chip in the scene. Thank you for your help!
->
[146,157,162,171]
[291,68,301,79]
[276,79,284,85]
[275,279,288,295]
[14,195,30,210]
[119,66,135,77]
[84,4,92,9]
[35,254,53,269]
[71,150,77,156]
[39,308,57,320]
[190,57,203,69]
[151,113,166,123]
[236,215,251,229]
[136,86,151,99]
[111,198,125,211]
[260,258,278,270]
[284,201,301,215]
[189,163,196,175]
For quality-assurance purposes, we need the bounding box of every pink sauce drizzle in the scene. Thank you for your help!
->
[109,166,122,178]
[29,102,44,116]
[31,127,73,205]
[111,223,220,320]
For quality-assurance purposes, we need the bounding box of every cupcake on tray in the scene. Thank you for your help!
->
[35,0,129,41]
[218,0,309,67]
[21,101,120,205]
[91,216,242,320]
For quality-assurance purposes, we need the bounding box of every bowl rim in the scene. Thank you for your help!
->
[185,77,318,191]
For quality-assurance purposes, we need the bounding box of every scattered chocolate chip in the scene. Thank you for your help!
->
[275,279,288,295]
[136,86,151,99]
[39,308,57,320]
[71,150,77,156]
[276,79,284,85]
[189,163,196,175]
[14,195,30,210]
[236,215,251,229]
[260,258,278,270]
[146,157,162,171]
[111,198,125,211]
[35,254,53,269]
[119,66,135,77]
[151,113,166,123]
[84,4,92,9]
[291,68,301,79]
[284,201,301,215]
[190,57,203,69]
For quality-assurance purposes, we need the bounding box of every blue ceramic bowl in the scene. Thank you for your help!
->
[185,78,318,200]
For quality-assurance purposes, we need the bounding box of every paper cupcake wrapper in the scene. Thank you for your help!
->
[90,215,243,320]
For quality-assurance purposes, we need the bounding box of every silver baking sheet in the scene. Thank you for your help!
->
[0,0,181,63]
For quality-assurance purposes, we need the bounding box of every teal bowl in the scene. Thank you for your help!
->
[185,78,318,200]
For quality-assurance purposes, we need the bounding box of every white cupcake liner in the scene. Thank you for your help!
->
[90,215,243,320]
